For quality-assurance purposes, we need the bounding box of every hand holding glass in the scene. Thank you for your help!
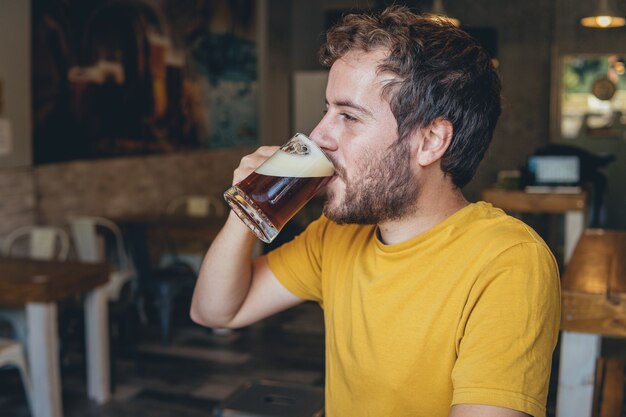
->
[224,133,335,243]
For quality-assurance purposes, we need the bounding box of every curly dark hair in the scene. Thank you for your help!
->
[319,6,502,188]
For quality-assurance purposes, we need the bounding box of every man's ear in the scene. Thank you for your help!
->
[414,118,453,167]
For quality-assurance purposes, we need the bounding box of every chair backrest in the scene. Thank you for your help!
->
[1,225,70,260]
[69,216,137,302]
[68,216,131,268]
[166,195,225,218]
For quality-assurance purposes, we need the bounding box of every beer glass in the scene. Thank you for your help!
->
[224,133,334,243]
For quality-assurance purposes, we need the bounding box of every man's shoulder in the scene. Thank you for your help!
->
[460,204,560,290]
[462,202,551,253]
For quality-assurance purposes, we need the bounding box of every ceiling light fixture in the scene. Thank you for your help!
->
[581,0,625,28]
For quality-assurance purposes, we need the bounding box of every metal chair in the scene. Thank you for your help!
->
[68,216,137,303]
[0,337,33,414]
[121,220,197,346]
[1,225,70,260]
[164,194,256,338]
[68,216,140,386]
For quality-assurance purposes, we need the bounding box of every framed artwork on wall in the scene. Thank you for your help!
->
[33,0,260,165]
[557,54,626,141]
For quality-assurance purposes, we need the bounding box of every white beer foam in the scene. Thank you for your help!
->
[255,136,334,178]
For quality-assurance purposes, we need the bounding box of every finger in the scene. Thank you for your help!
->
[233,146,280,184]
[242,146,280,168]
[256,146,280,157]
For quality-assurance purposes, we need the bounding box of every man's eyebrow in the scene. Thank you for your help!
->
[325,99,374,118]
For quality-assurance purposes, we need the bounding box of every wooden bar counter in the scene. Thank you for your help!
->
[556,230,626,417]
[560,230,626,335]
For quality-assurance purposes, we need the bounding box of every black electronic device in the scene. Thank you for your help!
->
[526,155,581,187]
[521,144,615,227]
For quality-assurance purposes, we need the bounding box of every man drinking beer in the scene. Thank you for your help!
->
[191,6,559,417]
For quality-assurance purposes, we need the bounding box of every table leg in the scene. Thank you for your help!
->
[84,285,110,403]
[25,302,63,417]
[556,331,602,417]
[564,211,585,266]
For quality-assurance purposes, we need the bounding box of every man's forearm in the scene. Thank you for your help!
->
[190,212,259,327]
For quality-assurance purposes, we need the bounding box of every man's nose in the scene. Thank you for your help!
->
[309,117,338,153]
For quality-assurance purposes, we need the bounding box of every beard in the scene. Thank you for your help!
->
[323,138,419,225]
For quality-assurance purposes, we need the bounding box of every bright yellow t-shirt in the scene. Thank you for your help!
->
[267,201,560,417]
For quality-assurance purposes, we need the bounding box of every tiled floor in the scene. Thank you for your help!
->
[0,298,326,417]
[0,292,584,417]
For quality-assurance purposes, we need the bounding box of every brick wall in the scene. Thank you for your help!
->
[0,168,36,238]
[0,147,253,239]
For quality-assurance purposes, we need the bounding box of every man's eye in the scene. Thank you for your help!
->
[341,113,357,122]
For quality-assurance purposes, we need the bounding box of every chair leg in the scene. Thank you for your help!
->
[108,316,117,394]
[14,345,34,415]
[136,295,149,325]
[121,304,141,372]
[158,285,173,346]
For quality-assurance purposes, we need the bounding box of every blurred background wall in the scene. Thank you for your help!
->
[0,0,625,236]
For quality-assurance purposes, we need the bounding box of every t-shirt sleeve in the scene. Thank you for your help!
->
[266,215,330,304]
[451,242,561,417]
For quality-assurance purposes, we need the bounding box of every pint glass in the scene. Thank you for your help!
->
[224,133,334,243]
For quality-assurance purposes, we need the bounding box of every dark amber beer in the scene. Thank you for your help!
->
[224,133,334,243]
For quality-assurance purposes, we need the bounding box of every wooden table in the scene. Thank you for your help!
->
[482,187,587,264]
[0,257,110,417]
[115,214,228,268]
[556,230,626,417]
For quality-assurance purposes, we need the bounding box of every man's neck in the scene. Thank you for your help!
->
[377,183,468,245]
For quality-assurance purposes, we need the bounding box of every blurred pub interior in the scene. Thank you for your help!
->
[1,0,626,416]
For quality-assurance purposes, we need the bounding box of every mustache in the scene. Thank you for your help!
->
[326,155,347,179]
